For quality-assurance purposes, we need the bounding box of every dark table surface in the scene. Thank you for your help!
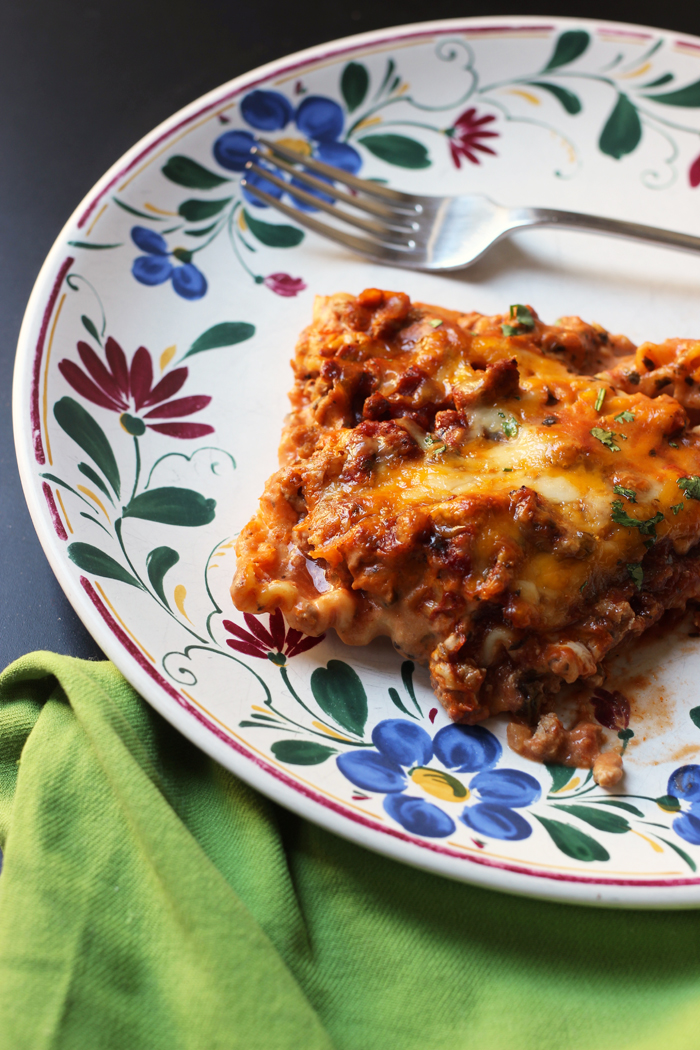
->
[3,0,700,669]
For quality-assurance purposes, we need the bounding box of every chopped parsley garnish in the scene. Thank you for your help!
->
[669,441,679,449]
[591,427,621,452]
[595,388,606,412]
[614,410,635,423]
[671,502,684,515]
[501,415,519,438]
[611,500,664,539]
[580,580,588,592]
[503,467,513,472]
[502,304,535,337]
[627,563,644,590]
[613,484,636,503]
[678,475,700,500]
[424,434,446,454]
[429,318,443,328]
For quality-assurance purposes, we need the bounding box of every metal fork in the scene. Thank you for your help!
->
[242,135,700,271]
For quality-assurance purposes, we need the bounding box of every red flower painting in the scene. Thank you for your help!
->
[447,107,499,168]
[223,609,324,665]
[263,273,307,297]
[59,337,214,439]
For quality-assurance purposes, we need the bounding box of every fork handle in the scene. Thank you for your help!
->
[510,206,700,256]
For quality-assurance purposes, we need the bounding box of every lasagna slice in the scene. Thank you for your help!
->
[232,289,700,784]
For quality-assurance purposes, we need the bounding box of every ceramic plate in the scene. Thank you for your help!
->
[15,15,700,906]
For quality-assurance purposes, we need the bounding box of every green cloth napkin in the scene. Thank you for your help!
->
[2,655,700,1050]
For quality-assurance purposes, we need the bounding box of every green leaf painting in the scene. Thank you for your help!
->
[358,133,430,169]
[123,487,216,527]
[534,815,610,862]
[177,198,232,222]
[401,660,421,716]
[112,198,166,221]
[54,397,121,499]
[67,241,123,250]
[81,315,102,345]
[162,155,230,189]
[77,463,113,504]
[242,209,305,248]
[656,836,697,873]
[590,799,645,818]
[643,73,674,89]
[341,61,370,112]
[68,543,141,588]
[691,706,700,730]
[599,94,642,159]
[643,78,700,107]
[270,740,337,765]
[553,804,630,834]
[546,763,576,794]
[183,321,256,359]
[542,29,590,71]
[527,81,582,115]
[185,222,218,238]
[388,687,414,717]
[310,660,368,737]
[146,546,180,608]
[655,794,681,812]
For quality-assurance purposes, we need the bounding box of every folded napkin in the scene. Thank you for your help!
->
[1,654,700,1049]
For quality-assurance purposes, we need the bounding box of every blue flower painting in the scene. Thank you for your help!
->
[668,765,700,846]
[213,89,362,211]
[337,718,540,840]
[130,227,207,300]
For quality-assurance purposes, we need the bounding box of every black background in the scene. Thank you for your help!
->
[2,0,699,666]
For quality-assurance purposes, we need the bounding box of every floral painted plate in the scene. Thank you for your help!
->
[15,16,700,906]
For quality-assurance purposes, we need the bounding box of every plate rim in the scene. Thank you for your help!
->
[14,13,700,908]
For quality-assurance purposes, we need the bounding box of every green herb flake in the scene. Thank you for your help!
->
[669,441,679,449]
[678,475,700,501]
[429,318,443,329]
[614,410,635,423]
[502,304,535,337]
[671,502,684,515]
[627,563,644,590]
[595,388,606,412]
[424,434,446,454]
[503,467,513,472]
[502,416,519,439]
[613,484,636,503]
[591,427,621,452]
[611,499,664,539]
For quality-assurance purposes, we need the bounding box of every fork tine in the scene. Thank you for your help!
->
[239,180,418,260]
[245,161,415,243]
[256,135,420,210]
[252,146,411,222]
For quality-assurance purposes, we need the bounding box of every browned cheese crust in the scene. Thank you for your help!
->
[232,288,700,772]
